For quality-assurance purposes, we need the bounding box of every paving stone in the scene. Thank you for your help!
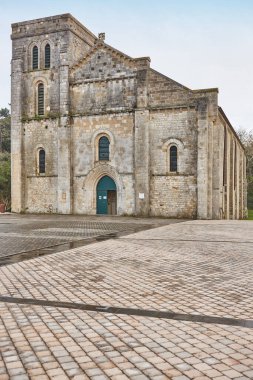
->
[0,218,253,380]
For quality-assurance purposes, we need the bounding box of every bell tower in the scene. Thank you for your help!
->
[11,14,96,213]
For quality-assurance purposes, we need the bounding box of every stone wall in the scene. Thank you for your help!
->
[72,113,135,215]
[26,176,58,213]
[148,69,192,107]
[70,45,137,114]
[150,175,197,218]
[149,108,197,218]
[218,109,247,219]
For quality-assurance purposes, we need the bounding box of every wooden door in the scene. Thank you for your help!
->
[107,190,117,215]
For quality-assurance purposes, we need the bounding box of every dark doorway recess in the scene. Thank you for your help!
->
[96,176,117,215]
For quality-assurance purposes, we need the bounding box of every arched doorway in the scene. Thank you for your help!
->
[96,176,117,215]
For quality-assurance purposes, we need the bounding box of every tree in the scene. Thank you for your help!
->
[237,128,253,209]
[0,108,11,210]
[0,152,11,210]
[0,108,11,153]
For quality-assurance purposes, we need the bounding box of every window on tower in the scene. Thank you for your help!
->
[32,46,39,69]
[37,83,44,116]
[45,44,51,68]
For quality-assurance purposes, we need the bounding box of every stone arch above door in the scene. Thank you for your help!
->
[82,163,124,214]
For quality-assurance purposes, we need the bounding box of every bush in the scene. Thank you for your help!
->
[0,152,11,210]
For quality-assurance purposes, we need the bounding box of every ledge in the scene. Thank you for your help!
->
[26,175,58,178]
[152,173,196,177]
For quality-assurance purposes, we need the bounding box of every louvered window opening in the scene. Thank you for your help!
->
[39,149,45,174]
[99,136,110,161]
[170,146,178,172]
[45,44,50,68]
[32,46,38,69]
[38,84,44,116]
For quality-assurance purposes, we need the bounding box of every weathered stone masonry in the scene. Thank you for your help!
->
[11,13,247,219]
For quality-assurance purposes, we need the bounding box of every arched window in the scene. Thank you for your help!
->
[170,146,178,172]
[45,44,51,69]
[39,149,45,174]
[32,46,39,70]
[37,83,44,116]
[99,136,110,161]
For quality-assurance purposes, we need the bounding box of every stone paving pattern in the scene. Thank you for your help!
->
[0,214,175,259]
[0,217,253,379]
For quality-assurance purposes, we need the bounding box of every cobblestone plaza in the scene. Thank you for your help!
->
[0,215,252,379]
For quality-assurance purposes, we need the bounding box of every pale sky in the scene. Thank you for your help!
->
[1,0,252,131]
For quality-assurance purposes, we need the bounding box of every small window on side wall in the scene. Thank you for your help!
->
[32,46,39,70]
[99,136,110,161]
[45,44,50,68]
[170,146,178,172]
[39,149,45,174]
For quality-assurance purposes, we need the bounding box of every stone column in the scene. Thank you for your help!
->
[134,59,150,216]
[235,143,240,219]
[11,58,24,212]
[239,149,243,219]
[229,139,234,219]
[57,53,72,214]
[212,121,222,219]
[225,133,231,219]
[243,154,247,218]
[197,100,209,219]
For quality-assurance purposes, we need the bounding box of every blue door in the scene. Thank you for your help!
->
[96,176,117,215]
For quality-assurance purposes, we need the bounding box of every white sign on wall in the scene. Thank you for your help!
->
[139,193,145,199]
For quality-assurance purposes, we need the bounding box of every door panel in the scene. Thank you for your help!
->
[97,190,108,214]
[96,176,117,215]
[107,190,117,215]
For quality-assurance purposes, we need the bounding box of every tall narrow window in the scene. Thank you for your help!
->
[39,149,45,174]
[32,46,38,69]
[45,44,51,68]
[38,83,44,116]
[170,146,177,172]
[99,136,110,161]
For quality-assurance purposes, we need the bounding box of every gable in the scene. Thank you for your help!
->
[148,69,193,107]
[69,43,138,113]
[70,44,137,83]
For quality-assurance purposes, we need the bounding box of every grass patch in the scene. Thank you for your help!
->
[248,210,253,220]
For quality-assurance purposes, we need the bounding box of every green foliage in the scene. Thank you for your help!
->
[248,210,253,220]
[238,129,253,209]
[0,152,11,210]
[0,108,11,210]
[0,107,11,153]
[247,176,253,209]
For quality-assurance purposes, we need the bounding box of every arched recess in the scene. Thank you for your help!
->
[96,175,117,215]
[33,77,49,116]
[82,163,124,215]
[32,45,39,70]
[91,129,116,164]
[38,148,46,174]
[162,138,184,173]
[35,145,46,175]
[37,83,44,115]
[41,40,52,69]
[99,136,110,161]
[28,42,40,70]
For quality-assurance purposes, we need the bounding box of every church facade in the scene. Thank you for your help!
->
[11,14,247,219]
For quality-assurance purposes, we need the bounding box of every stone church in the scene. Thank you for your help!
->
[11,14,247,219]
